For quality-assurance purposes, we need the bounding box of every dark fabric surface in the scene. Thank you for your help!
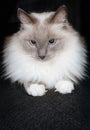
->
[0,76,90,130]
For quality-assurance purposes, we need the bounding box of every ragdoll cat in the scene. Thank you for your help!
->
[3,5,87,96]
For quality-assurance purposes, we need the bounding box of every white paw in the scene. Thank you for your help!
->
[25,84,46,96]
[55,80,74,94]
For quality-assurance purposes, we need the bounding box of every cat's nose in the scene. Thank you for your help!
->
[39,56,45,60]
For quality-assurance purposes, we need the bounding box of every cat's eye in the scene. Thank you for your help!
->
[48,39,56,45]
[29,40,37,46]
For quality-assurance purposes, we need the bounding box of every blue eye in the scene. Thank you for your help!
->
[48,39,56,45]
[29,40,36,46]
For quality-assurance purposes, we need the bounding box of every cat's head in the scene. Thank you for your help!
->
[17,5,72,61]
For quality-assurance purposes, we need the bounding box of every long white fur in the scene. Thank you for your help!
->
[3,12,87,90]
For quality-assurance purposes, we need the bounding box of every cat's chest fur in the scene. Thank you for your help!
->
[12,52,65,88]
[27,59,60,88]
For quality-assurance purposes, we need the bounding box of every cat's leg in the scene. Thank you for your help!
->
[24,82,47,96]
[55,80,74,94]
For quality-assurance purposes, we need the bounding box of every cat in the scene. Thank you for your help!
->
[3,5,87,96]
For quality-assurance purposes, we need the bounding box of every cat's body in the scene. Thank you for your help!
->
[3,6,87,96]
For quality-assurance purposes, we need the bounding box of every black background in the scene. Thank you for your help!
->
[0,0,90,130]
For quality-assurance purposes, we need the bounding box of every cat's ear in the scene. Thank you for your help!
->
[17,8,36,24]
[51,5,68,23]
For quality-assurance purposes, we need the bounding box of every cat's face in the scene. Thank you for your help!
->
[17,5,69,61]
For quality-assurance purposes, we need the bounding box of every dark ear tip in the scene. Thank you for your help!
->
[17,8,21,12]
[17,8,27,19]
[61,5,67,8]
[56,5,68,14]
[17,8,25,15]
[17,8,21,11]
[60,5,67,10]
[17,8,23,13]
[17,8,22,16]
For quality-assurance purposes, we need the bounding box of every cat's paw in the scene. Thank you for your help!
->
[55,80,74,94]
[25,84,46,96]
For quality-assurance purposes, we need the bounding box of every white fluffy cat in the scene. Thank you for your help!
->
[3,5,87,96]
